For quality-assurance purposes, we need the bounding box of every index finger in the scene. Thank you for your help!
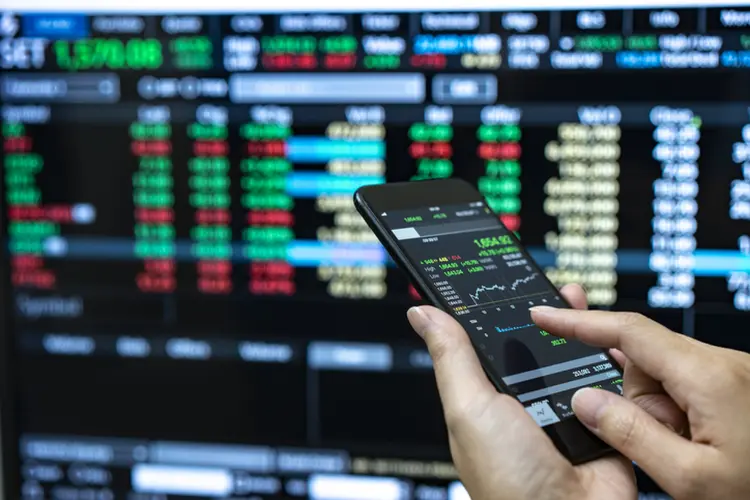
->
[529,307,704,394]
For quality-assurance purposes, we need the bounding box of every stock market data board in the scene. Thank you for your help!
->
[1,1,749,499]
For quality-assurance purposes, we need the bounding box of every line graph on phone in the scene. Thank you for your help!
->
[459,265,549,307]
[468,272,540,304]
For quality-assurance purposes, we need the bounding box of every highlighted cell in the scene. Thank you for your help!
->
[308,474,406,500]
[286,138,384,162]
[692,251,750,276]
[132,464,232,497]
[229,73,425,104]
[285,173,384,197]
[413,34,501,55]
[616,51,662,69]
[287,241,386,266]
[23,14,89,39]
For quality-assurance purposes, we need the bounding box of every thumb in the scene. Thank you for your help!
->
[572,388,701,492]
[407,306,497,412]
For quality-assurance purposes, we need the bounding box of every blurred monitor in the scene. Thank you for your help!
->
[2,0,750,498]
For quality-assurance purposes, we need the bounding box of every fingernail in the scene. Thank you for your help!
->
[571,388,613,430]
[407,307,432,338]
[529,306,556,316]
[664,423,676,433]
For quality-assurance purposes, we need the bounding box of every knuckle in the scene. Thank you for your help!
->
[697,349,747,390]
[616,311,647,330]
[606,410,641,450]
[629,393,662,414]
[425,327,457,365]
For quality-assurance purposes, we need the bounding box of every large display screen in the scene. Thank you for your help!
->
[2,1,749,498]
[383,202,622,428]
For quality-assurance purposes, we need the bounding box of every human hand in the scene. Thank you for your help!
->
[406,284,636,500]
[531,305,750,500]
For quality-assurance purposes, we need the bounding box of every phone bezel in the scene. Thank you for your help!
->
[354,178,619,464]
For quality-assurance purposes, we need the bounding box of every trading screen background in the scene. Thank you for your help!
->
[2,2,750,499]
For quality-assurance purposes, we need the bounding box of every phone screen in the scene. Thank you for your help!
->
[381,201,623,427]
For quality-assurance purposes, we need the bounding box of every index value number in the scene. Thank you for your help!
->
[474,235,513,249]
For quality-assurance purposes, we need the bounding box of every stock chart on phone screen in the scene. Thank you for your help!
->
[386,203,622,427]
[1,1,749,499]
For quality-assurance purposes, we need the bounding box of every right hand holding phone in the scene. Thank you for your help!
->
[530,300,750,500]
[407,284,750,500]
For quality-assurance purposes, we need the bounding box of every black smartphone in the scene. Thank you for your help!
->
[354,178,623,464]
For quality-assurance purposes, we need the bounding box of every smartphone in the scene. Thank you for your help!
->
[354,178,623,464]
